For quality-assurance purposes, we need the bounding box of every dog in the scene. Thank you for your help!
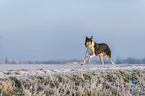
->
[81,36,115,67]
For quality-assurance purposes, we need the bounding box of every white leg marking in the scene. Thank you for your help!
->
[99,54,105,67]
[81,52,89,65]
[88,54,96,63]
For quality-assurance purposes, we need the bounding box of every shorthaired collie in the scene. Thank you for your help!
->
[81,36,115,67]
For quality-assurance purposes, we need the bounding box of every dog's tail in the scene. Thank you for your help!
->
[105,46,111,58]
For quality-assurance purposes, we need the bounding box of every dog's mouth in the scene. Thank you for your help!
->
[85,43,88,47]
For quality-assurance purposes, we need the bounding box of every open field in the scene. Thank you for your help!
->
[0,64,145,96]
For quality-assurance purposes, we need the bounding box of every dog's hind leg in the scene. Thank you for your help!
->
[107,55,115,65]
[99,55,104,67]
[105,47,115,65]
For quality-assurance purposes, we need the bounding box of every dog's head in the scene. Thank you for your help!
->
[85,36,93,47]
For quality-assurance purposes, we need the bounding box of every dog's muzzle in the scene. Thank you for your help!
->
[85,43,87,47]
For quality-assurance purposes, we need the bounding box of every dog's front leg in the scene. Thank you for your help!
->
[81,52,89,65]
[88,54,96,63]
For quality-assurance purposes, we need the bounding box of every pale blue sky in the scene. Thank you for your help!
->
[0,0,145,60]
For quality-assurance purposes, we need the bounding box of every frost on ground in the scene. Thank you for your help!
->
[0,64,145,96]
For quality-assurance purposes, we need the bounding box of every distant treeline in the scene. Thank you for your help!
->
[115,57,145,64]
[0,57,145,64]
[92,57,145,64]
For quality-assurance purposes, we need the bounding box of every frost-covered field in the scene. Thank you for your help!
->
[0,64,145,96]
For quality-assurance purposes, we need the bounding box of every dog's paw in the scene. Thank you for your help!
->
[81,62,84,65]
[101,65,104,68]
[112,62,115,65]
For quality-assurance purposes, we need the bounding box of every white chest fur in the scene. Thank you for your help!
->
[86,41,95,55]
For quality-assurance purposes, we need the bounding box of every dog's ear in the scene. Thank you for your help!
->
[86,36,88,39]
[91,36,93,40]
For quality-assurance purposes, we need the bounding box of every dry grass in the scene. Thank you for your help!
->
[0,65,145,96]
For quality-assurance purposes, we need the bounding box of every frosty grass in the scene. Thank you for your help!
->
[0,64,145,96]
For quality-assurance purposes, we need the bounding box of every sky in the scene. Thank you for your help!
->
[0,0,145,61]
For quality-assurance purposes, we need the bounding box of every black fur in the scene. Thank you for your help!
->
[94,42,111,57]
